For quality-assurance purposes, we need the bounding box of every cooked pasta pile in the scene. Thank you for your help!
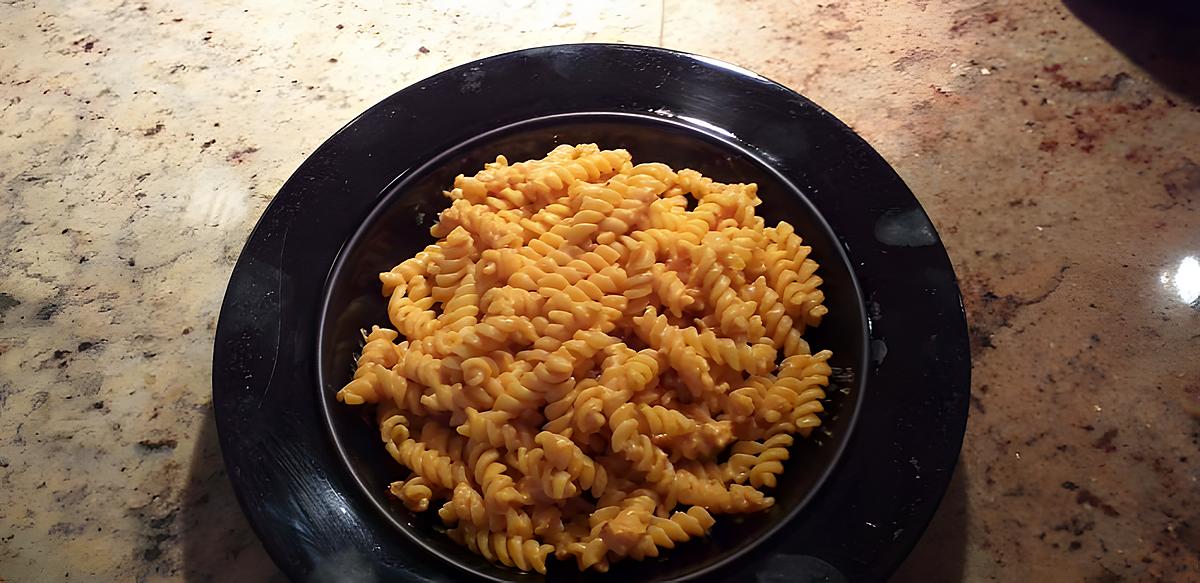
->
[337,144,832,573]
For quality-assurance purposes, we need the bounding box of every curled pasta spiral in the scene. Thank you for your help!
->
[726,433,794,488]
[336,144,834,573]
[387,431,469,491]
[636,506,717,558]
[449,523,555,574]
[536,431,609,497]
[390,476,437,512]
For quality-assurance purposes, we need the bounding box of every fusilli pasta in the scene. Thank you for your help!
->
[337,144,832,573]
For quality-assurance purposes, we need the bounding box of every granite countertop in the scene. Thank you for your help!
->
[2,1,1197,581]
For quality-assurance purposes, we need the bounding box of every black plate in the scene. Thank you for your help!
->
[213,44,970,583]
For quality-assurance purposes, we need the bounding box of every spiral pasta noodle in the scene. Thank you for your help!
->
[337,144,832,573]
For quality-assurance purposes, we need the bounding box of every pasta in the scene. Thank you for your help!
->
[337,144,833,573]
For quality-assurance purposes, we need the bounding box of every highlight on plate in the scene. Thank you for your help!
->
[336,144,833,574]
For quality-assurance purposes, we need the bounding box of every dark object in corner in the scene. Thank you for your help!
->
[1063,0,1200,102]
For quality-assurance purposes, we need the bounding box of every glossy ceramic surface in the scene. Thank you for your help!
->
[212,44,970,582]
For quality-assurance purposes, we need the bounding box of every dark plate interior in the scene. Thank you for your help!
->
[317,113,869,581]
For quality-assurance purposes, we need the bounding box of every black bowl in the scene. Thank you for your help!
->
[213,43,970,583]
[316,112,870,581]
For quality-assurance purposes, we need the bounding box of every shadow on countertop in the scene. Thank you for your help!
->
[180,408,286,583]
[1063,0,1200,103]
[890,461,969,583]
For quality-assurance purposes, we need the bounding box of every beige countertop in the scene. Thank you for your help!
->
[1,0,1197,581]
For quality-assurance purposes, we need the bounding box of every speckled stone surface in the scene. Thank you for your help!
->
[1,1,1197,581]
